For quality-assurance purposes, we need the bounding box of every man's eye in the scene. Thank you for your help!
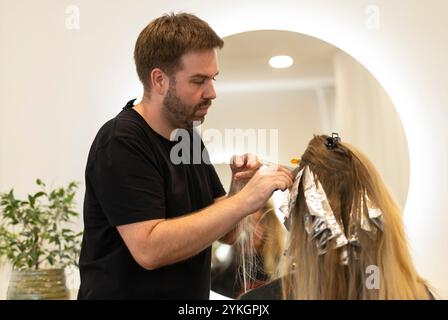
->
[192,80,205,85]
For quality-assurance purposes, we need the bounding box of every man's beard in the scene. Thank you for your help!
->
[162,82,211,129]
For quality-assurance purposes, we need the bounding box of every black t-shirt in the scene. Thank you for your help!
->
[78,99,226,300]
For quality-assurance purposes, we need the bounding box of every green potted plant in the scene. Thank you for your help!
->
[0,179,82,300]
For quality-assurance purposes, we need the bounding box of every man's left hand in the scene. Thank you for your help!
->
[230,153,261,184]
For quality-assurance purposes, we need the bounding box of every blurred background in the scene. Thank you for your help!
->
[210,29,409,207]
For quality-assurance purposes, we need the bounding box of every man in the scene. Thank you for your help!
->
[78,13,293,299]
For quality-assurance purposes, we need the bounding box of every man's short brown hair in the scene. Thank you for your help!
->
[134,13,224,92]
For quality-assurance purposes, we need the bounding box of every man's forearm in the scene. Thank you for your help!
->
[143,195,247,270]
[218,178,246,244]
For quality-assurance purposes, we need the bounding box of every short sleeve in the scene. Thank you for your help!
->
[89,136,166,226]
[207,164,227,199]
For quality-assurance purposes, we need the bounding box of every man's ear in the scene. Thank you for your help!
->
[150,68,168,95]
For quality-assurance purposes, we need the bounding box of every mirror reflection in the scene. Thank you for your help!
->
[206,30,410,299]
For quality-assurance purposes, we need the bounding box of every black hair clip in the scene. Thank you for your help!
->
[325,133,341,150]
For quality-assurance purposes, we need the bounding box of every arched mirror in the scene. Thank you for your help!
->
[206,30,410,299]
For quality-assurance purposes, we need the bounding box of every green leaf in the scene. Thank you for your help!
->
[68,210,79,217]
[34,191,45,199]
[0,179,82,269]
[28,195,35,208]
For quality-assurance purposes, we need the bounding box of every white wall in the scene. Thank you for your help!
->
[332,50,410,209]
[204,90,324,164]
[1,0,447,298]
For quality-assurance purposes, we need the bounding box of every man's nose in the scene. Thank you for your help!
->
[203,81,217,100]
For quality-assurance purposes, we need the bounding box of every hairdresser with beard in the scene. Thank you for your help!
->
[77,13,293,300]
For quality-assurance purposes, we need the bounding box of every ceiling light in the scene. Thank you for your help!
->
[269,55,294,69]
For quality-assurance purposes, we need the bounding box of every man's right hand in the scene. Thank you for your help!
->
[234,165,294,215]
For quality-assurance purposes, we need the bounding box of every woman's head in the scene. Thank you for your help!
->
[281,134,430,299]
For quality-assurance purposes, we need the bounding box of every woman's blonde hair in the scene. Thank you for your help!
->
[237,201,286,292]
[258,201,286,280]
[280,135,431,299]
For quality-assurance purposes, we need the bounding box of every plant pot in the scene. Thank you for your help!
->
[7,268,70,300]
